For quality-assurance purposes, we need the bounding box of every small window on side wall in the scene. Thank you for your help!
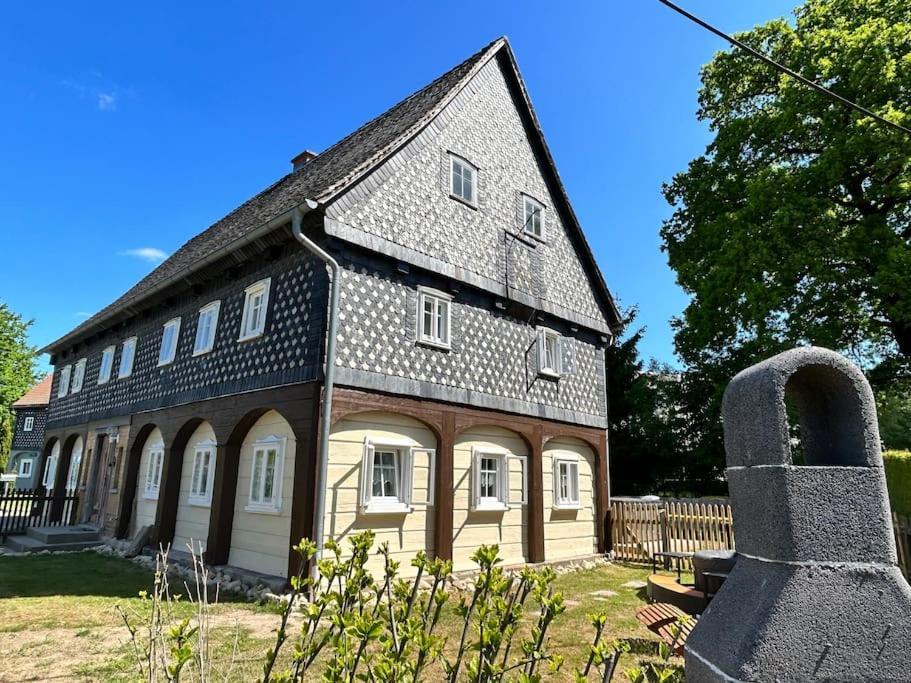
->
[417,288,451,349]
[119,337,137,378]
[536,328,576,378]
[158,318,181,366]
[19,459,32,477]
[71,358,86,393]
[246,435,284,513]
[23,416,34,432]
[359,439,435,513]
[470,449,526,511]
[553,456,581,509]
[189,440,216,505]
[239,279,271,341]
[193,301,221,355]
[98,346,115,384]
[450,154,477,205]
[144,446,164,499]
[58,365,71,398]
[523,195,545,240]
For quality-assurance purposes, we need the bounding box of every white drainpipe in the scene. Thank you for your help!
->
[291,202,341,579]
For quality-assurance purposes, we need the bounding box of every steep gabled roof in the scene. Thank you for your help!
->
[12,374,52,408]
[43,36,619,354]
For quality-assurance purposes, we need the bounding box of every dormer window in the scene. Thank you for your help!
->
[23,417,34,432]
[450,154,476,205]
[239,279,271,342]
[98,346,115,384]
[523,195,545,240]
[158,318,181,366]
[58,365,71,398]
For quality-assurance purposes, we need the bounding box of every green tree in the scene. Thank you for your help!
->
[661,0,911,472]
[0,302,39,468]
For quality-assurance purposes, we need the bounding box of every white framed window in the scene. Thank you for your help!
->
[71,358,86,393]
[144,445,164,499]
[246,435,285,513]
[359,439,435,513]
[239,279,271,341]
[98,346,115,384]
[23,416,34,432]
[158,318,181,366]
[553,456,581,509]
[450,154,477,205]
[58,365,72,398]
[469,449,525,512]
[417,288,451,349]
[523,195,545,240]
[193,301,221,356]
[66,445,83,493]
[118,337,137,378]
[19,459,33,477]
[188,440,216,506]
[537,327,561,377]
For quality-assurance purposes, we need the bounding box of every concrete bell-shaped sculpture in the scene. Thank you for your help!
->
[685,347,911,682]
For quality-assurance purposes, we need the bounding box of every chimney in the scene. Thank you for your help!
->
[291,149,318,171]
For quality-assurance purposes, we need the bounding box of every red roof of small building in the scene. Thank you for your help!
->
[12,374,53,408]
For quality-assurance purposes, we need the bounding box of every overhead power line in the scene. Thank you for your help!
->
[658,0,911,137]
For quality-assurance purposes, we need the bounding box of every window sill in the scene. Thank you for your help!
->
[143,492,159,501]
[552,503,582,511]
[538,369,560,380]
[417,338,451,352]
[188,497,212,508]
[361,501,412,515]
[244,503,282,515]
[157,360,175,368]
[472,502,509,513]
[237,331,265,343]
[192,347,214,358]
[449,193,478,210]
[523,229,547,244]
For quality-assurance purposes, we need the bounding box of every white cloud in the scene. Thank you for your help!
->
[121,247,167,264]
[74,311,92,319]
[96,92,116,111]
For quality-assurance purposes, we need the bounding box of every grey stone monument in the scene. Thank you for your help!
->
[685,347,911,682]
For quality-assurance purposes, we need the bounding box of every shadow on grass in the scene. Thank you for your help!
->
[0,551,248,604]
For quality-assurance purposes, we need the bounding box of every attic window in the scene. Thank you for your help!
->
[523,195,545,240]
[158,318,181,366]
[98,346,115,384]
[239,279,271,341]
[58,365,71,398]
[23,416,34,432]
[450,154,477,205]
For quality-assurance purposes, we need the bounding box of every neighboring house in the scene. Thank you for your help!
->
[38,37,621,579]
[6,375,52,489]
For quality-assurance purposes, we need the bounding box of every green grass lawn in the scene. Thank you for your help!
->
[0,551,677,681]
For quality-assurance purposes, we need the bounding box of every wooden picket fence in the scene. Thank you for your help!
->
[611,497,911,580]
[0,488,79,537]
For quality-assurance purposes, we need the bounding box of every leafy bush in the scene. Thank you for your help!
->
[884,450,911,516]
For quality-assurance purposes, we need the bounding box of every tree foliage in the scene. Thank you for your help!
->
[0,302,39,467]
[661,0,911,473]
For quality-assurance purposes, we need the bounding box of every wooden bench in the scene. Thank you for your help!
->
[636,602,696,656]
[646,573,707,615]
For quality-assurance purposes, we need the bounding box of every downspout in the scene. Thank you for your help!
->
[291,201,340,580]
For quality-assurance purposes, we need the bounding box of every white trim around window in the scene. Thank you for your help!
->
[245,435,285,513]
[188,439,217,506]
[522,194,546,240]
[193,301,221,356]
[23,416,34,432]
[19,459,33,477]
[58,365,71,398]
[71,358,87,393]
[536,327,561,378]
[359,438,435,514]
[98,345,115,384]
[158,318,181,366]
[417,287,451,349]
[470,449,513,512]
[552,454,582,509]
[144,444,164,499]
[118,337,137,379]
[449,153,477,206]
[238,279,271,342]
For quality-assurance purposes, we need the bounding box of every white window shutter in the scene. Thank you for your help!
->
[411,448,435,505]
[508,455,528,505]
[536,329,545,372]
[471,448,481,510]
[553,458,561,504]
[360,439,375,508]
[401,448,414,506]
[559,337,575,375]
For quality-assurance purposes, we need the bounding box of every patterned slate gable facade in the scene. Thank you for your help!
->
[6,375,52,488]
[37,38,620,578]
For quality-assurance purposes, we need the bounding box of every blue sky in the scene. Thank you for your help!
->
[0,0,797,373]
